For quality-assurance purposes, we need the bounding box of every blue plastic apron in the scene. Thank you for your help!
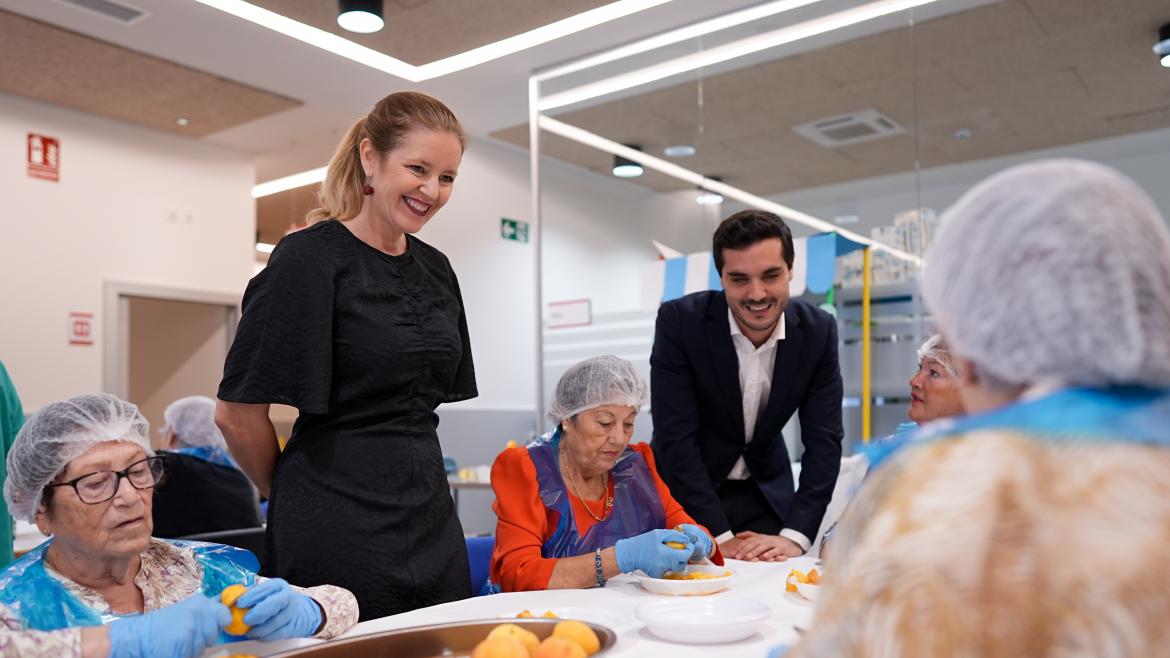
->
[0,538,257,641]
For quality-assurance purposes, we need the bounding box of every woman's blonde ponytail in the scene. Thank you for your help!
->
[306,117,367,224]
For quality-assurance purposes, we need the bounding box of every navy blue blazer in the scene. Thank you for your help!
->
[650,292,843,540]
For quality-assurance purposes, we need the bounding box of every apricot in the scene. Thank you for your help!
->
[471,636,530,658]
[220,585,251,636]
[516,610,534,618]
[551,620,600,656]
[488,624,540,655]
[541,610,557,619]
[533,637,587,658]
[807,569,820,584]
[664,541,688,550]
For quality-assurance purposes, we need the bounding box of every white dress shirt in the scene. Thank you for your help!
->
[714,308,810,552]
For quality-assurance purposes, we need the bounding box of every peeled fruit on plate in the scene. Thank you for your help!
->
[542,610,557,619]
[219,584,251,636]
[471,635,530,658]
[786,568,821,592]
[487,624,540,655]
[551,620,600,656]
[664,541,688,550]
[533,637,587,658]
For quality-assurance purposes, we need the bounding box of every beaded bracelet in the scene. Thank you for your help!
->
[594,548,606,588]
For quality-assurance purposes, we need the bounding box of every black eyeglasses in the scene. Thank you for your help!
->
[46,456,165,505]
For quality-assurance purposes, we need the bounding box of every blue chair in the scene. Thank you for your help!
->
[465,535,495,597]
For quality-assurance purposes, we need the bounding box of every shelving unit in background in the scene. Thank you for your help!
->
[836,280,931,455]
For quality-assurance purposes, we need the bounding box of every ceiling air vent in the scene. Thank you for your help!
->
[793,109,905,148]
[51,0,149,25]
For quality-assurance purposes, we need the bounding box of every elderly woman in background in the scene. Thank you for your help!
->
[790,160,1170,657]
[905,334,964,427]
[817,333,967,560]
[152,395,260,539]
[490,356,722,592]
[0,394,357,658]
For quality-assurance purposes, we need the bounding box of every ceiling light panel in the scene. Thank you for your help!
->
[192,0,670,82]
[537,0,944,111]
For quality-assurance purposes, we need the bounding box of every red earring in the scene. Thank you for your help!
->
[362,184,374,195]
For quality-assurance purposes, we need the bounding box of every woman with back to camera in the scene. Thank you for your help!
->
[215,92,477,620]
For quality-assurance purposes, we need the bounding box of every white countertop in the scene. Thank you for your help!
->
[206,557,817,657]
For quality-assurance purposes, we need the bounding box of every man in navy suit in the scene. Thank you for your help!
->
[651,210,843,560]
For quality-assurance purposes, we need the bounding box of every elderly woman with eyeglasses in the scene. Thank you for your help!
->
[0,394,358,658]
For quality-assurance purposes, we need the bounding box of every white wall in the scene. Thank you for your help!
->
[0,92,256,411]
[418,137,714,411]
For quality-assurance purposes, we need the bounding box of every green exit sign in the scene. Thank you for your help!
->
[500,218,529,243]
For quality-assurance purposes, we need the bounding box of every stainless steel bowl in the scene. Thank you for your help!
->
[266,618,618,657]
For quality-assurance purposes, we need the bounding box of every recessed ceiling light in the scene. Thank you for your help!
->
[337,0,383,33]
[953,128,971,141]
[664,145,696,157]
[175,117,190,126]
[613,144,644,178]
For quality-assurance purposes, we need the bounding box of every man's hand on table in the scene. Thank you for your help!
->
[722,531,804,562]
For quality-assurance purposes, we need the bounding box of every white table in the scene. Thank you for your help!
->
[207,557,817,657]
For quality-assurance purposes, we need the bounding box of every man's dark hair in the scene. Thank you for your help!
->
[712,209,794,274]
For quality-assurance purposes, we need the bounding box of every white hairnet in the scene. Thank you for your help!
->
[163,395,225,448]
[4,393,153,522]
[547,355,648,424]
[923,159,1170,389]
[916,334,955,377]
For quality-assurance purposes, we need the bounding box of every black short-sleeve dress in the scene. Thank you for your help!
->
[218,220,476,620]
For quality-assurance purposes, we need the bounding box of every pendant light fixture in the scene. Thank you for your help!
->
[612,144,644,178]
[338,0,384,34]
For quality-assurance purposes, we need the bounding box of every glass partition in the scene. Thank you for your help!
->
[523,0,1170,451]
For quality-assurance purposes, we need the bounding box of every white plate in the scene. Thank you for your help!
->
[499,607,640,634]
[635,599,770,644]
[794,581,820,602]
[637,564,735,596]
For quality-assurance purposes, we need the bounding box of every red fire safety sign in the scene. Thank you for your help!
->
[28,133,60,182]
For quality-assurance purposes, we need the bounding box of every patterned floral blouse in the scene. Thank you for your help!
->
[0,538,359,657]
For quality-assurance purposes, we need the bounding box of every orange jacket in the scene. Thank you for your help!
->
[489,442,721,592]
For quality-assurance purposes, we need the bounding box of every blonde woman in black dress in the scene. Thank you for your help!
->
[216,92,476,620]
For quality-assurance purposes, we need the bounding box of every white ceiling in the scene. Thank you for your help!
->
[0,0,765,180]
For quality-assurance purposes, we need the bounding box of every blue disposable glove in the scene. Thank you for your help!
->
[107,594,230,658]
[237,578,323,641]
[614,528,692,578]
[767,643,791,658]
[676,523,714,561]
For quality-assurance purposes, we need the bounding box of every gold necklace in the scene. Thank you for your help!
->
[560,445,615,522]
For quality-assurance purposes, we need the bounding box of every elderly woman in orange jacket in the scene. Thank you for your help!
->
[488,356,722,593]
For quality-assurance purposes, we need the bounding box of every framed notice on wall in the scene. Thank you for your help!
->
[68,312,94,346]
[547,299,591,329]
[28,133,60,182]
